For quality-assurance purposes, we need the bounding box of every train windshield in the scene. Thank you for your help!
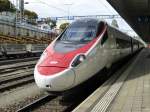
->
[54,19,99,53]
[60,25,96,42]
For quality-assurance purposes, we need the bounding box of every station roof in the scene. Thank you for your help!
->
[107,0,150,42]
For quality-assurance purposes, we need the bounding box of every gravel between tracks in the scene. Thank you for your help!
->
[32,96,68,112]
[0,83,46,112]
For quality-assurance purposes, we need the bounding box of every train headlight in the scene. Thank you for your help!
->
[71,54,86,67]
[37,50,47,65]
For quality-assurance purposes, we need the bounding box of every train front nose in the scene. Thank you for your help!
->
[34,66,75,92]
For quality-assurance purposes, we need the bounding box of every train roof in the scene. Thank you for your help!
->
[71,18,104,27]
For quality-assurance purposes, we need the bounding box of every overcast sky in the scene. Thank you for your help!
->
[10,0,137,36]
[10,0,118,17]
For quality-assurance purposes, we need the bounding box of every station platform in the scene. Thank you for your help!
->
[73,48,150,112]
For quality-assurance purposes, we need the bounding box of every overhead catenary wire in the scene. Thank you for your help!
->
[10,0,67,14]
[35,0,70,14]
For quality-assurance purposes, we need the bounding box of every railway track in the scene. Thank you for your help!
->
[0,65,34,74]
[16,93,76,112]
[0,58,37,92]
[0,57,39,65]
[16,95,57,112]
[0,60,37,74]
[0,68,34,92]
[0,75,34,92]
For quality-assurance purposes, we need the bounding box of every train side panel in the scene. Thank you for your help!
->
[107,25,132,60]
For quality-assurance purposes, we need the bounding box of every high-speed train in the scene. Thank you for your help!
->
[34,18,143,92]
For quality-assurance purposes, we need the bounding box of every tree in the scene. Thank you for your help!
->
[59,23,70,31]
[24,10,38,25]
[45,19,56,29]
[111,19,119,28]
[24,10,38,19]
[0,0,16,12]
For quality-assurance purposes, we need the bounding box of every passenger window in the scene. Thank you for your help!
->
[116,38,130,48]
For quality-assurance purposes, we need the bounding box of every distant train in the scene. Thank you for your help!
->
[34,18,143,93]
[0,44,48,58]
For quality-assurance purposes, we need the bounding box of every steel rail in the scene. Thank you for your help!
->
[17,95,57,112]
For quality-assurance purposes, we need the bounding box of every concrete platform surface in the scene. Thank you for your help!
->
[107,48,150,112]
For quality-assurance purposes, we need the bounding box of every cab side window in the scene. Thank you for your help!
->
[101,32,108,45]
[96,22,105,36]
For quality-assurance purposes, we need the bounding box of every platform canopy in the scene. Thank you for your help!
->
[107,0,150,42]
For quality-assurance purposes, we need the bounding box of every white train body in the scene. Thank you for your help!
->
[34,18,142,92]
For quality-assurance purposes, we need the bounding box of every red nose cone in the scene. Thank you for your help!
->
[38,66,66,76]
[37,38,98,76]
[39,52,69,68]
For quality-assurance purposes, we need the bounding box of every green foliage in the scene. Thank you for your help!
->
[24,10,38,25]
[24,10,38,19]
[59,23,70,31]
[45,19,56,29]
[111,19,119,28]
[0,0,16,12]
